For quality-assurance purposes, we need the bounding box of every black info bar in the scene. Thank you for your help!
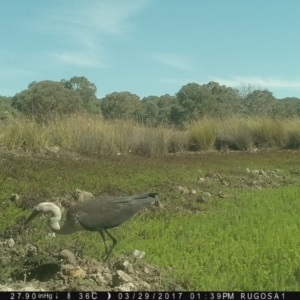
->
[1,291,293,300]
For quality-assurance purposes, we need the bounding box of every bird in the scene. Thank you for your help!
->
[21,193,158,262]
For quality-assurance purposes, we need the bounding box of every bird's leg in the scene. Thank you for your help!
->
[98,230,110,257]
[102,229,117,262]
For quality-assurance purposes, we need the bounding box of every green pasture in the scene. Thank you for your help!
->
[0,151,300,290]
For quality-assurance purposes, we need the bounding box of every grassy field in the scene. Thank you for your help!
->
[1,149,300,290]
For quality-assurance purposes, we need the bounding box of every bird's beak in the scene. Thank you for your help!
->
[22,209,41,229]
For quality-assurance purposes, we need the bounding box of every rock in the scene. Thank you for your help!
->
[218,191,230,198]
[197,177,205,183]
[61,249,77,266]
[7,238,15,248]
[102,267,113,282]
[73,189,94,202]
[201,192,211,197]
[61,264,86,278]
[27,244,37,253]
[112,270,133,286]
[10,194,45,210]
[115,260,134,274]
[85,259,104,274]
[47,233,56,238]
[221,180,229,186]
[259,170,267,176]
[91,273,107,285]
[113,282,137,291]
[139,281,151,290]
[246,168,251,173]
[190,189,197,195]
[133,249,145,259]
[151,199,164,209]
[178,186,189,194]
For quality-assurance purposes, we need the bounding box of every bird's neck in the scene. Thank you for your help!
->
[49,211,70,234]
[50,214,80,235]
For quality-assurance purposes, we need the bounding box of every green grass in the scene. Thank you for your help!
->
[1,150,300,290]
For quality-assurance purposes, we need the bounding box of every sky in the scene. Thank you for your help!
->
[1,0,300,100]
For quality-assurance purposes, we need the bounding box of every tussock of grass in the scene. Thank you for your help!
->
[284,119,300,149]
[187,117,219,151]
[0,116,50,152]
[249,116,287,148]
[216,116,254,150]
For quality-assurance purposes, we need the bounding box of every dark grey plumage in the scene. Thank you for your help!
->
[22,193,158,262]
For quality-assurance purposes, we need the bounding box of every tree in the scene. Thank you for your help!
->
[11,80,83,120]
[239,89,277,115]
[204,81,241,116]
[176,83,219,119]
[142,101,159,125]
[60,76,100,114]
[100,91,143,120]
[0,96,19,120]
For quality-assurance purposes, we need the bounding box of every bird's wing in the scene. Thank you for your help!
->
[92,193,157,204]
[74,193,157,231]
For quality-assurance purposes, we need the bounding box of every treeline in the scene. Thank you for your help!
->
[1,76,300,125]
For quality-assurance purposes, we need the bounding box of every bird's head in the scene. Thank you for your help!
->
[22,202,55,229]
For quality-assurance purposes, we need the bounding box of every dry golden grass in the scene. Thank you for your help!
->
[216,116,254,150]
[1,114,300,156]
[0,114,187,157]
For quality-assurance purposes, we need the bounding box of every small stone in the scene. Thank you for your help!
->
[133,249,145,259]
[91,273,107,285]
[27,244,37,253]
[112,270,133,286]
[61,264,85,278]
[246,168,251,173]
[47,233,56,238]
[61,249,77,266]
[190,189,197,195]
[218,191,230,198]
[139,281,151,290]
[85,259,104,274]
[73,189,94,202]
[178,186,189,194]
[202,192,211,197]
[116,260,134,274]
[102,268,113,282]
[7,238,15,248]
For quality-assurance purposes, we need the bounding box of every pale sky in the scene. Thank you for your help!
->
[1,0,300,99]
